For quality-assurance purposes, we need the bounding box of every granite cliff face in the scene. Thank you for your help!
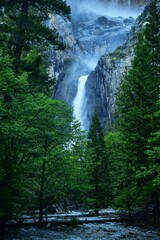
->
[48,15,75,78]
[83,3,152,129]
[84,51,133,129]
[52,0,147,130]
[49,14,87,105]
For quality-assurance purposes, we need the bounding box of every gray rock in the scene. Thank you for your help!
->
[82,1,152,130]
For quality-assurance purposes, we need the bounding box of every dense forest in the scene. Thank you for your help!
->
[0,0,160,238]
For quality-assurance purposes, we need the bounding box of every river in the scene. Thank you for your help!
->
[6,222,160,240]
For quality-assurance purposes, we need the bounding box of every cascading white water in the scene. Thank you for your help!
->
[73,75,88,130]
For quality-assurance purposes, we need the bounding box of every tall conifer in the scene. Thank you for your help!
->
[115,0,160,217]
[88,112,110,211]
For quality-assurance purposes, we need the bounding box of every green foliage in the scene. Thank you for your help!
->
[113,0,160,219]
[0,0,70,52]
[0,51,89,228]
[146,99,160,191]
[87,112,110,210]
[20,50,55,94]
[0,53,28,218]
[0,0,70,89]
[105,131,126,202]
[0,1,90,231]
[110,46,126,60]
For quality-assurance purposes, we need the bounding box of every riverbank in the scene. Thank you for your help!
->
[6,222,160,240]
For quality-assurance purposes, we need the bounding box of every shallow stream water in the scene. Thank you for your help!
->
[7,222,160,240]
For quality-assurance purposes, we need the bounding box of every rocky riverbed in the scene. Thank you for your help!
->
[6,222,160,240]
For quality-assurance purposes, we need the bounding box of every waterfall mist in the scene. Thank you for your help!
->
[67,0,144,19]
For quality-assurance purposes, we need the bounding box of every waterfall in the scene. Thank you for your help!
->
[54,0,145,130]
[73,75,88,130]
[69,1,143,131]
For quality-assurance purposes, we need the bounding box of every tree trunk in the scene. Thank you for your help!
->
[7,216,131,228]
[38,189,44,228]
[14,0,29,73]
[38,158,46,228]
[153,191,160,225]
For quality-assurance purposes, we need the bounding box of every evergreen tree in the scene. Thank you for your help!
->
[147,100,160,164]
[19,100,89,227]
[0,1,90,234]
[0,54,88,230]
[115,0,160,219]
[0,53,29,236]
[0,0,70,88]
[0,0,70,58]
[105,131,127,206]
[17,96,73,227]
[146,99,160,224]
[87,112,110,212]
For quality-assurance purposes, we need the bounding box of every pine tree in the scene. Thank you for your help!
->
[0,53,29,237]
[0,2,71,228]
[115,0,160,217]
[0,0,70,55]
[0,0,70,82]
[87,112,110,212]
[0,54,88,231]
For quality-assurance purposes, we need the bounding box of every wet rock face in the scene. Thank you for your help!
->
[49,14,87,104]
[49,14,79,79]
[85,50,133,129]
[53,60,89,105]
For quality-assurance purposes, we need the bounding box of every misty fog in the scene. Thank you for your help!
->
[67,0,144,19]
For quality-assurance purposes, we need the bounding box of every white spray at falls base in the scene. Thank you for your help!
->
[73,75,88,130]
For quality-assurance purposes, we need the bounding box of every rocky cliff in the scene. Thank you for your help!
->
[49,13,87,104]
[52,0,149,130]
[84,3,150,129]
